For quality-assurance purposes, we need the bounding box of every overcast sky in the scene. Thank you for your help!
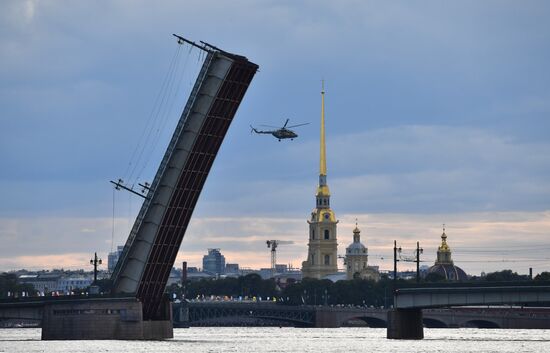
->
[1,0,549,275]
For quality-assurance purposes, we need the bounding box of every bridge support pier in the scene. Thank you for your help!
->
[41,297,173,340]
[314,307,339,328]
[387,309,423,340]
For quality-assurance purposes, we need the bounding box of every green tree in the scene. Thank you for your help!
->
[484,270,527,282]
[280,277,394,308]
[534,272,550,281]
[0,272,36,298]
[180,274,278,299]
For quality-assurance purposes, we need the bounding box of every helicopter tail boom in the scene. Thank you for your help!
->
[250,125,271,134]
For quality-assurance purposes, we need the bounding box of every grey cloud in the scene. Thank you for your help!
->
[1,211,548,274]
[1,1,549,274]
[196,125,550,216]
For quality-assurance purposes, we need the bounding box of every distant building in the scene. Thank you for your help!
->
[58,277,93,294]
[345,223,380,281]
[187,267,199,273]
[108,246,124,273]
[187,271,216,281]
[225,263,239,274]
[427,227,468,281]
[166,267,182,286]
[275,264,287,274]
[259,268,273,279]
[202,248,225,275]
[18,274,60,294]
[273,268,303,286]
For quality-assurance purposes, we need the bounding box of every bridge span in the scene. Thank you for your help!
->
[3,297,550,333]
[394,286,550,309]
[172,301,550,330]
[28,36,259,340]
[388,286,550,339]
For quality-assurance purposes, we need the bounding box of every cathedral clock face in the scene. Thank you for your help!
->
[324,213,330,220]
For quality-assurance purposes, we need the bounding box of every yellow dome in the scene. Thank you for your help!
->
[316,185,330,196]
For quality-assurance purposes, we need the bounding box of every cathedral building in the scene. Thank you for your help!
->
[301,84,339,279]
[345,222,380,281]
[427,226,468,281]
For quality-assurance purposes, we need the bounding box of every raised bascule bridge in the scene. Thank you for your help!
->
[38,36,259,340]
[3,35,550,341]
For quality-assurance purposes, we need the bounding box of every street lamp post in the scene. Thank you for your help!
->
[416,241,424,283]
[393,240,402,282]
[90,252,102,284]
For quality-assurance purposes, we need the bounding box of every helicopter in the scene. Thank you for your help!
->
[250,119,309,141]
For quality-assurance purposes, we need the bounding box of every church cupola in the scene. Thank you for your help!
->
[427,225,469,281]
[345,220,380,281]
[353,224,361,243]
[436,225,453,265]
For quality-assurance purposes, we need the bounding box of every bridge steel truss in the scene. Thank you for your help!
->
[111,47,258,320]
[188,303,316,327]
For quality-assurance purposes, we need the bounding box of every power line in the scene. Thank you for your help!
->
[458,259,550,263]
[122,44,182,181]
[136,43,193,182]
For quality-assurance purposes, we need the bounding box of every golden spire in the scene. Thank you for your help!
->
[353,218,360,233]
[353,219,361,242]
[439,224,450,252]
[320,80,327,176]
[316,80,330,198]
[436,224,453,264]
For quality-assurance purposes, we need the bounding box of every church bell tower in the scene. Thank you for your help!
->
[302,82,339,279]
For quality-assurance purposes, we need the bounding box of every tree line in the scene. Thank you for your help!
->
[3,269,549,304]
[165,270,550,308]
[0,273,36,298]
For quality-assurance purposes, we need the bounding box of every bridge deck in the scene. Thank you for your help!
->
[394,286,550,309]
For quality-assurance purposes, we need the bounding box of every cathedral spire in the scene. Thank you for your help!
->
[303,82,338,279]
[317,81,330,201]
[320,80,327,177]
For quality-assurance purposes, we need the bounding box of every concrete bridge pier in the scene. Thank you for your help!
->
[314,307,339,328]
[41,297,173,340]
[387,309,423,340]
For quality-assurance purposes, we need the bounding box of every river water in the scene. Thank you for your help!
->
[1,328,549,352]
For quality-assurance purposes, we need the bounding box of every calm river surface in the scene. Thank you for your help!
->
[1,328,549,352]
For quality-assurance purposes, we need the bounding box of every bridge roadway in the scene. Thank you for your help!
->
[394,286,550,309]
[0,298,44,322]
[3,287,550,332]
[3,297,550,331]
[175,301,550,329]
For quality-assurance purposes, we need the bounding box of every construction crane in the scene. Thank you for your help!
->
[266,240,294,277]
